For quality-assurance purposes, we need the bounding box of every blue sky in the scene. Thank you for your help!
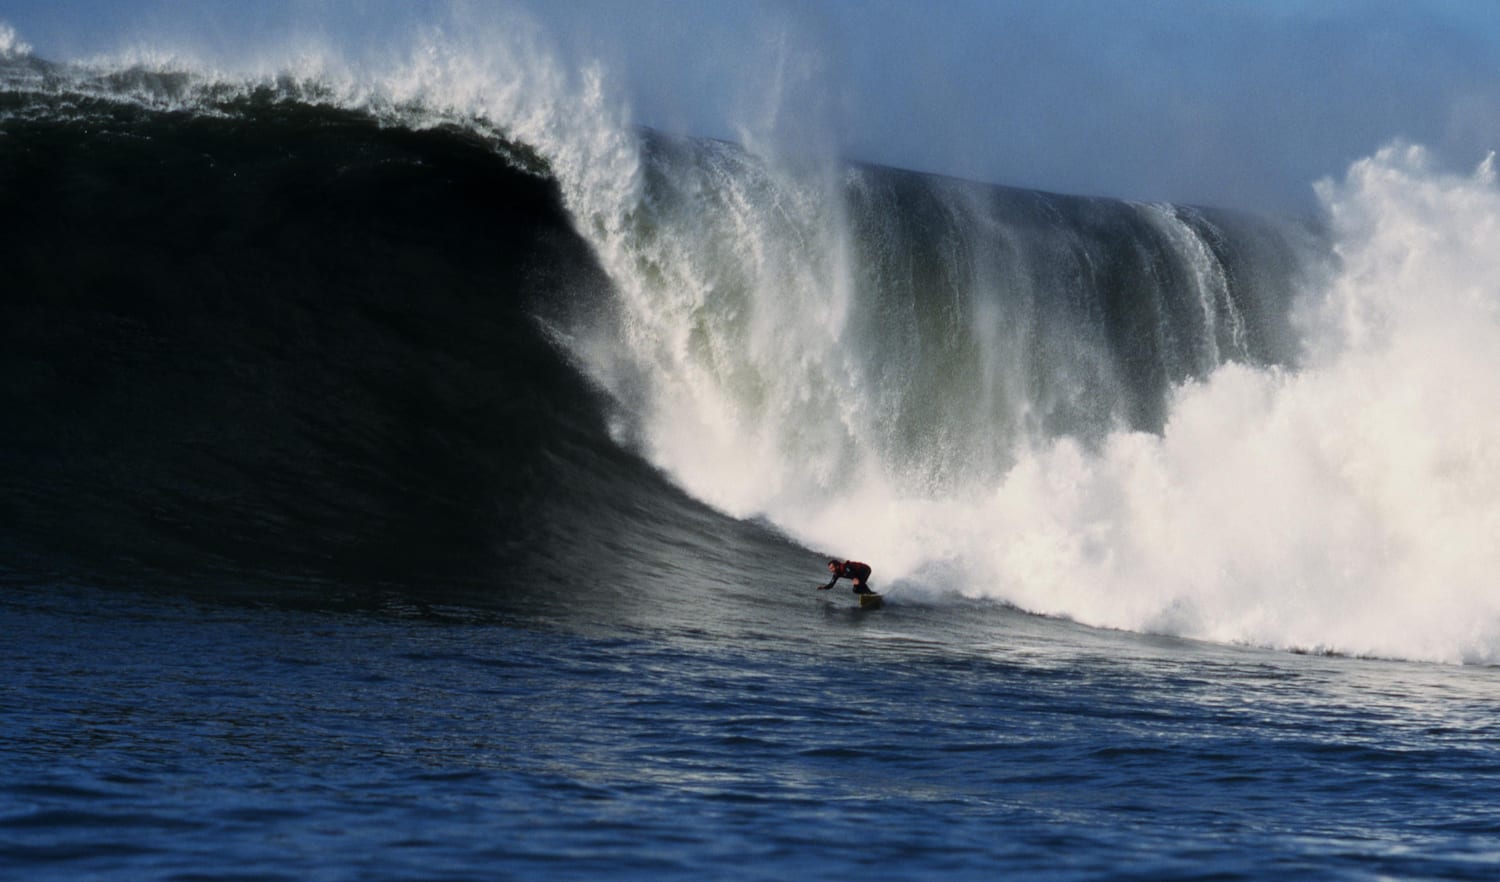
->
[5,0,1500,213]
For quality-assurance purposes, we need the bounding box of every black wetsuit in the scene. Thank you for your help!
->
[823,560,874,594]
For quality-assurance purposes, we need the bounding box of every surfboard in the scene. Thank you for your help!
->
[856,593,884,610]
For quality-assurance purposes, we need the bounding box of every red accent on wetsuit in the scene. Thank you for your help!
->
[839,561,872,580]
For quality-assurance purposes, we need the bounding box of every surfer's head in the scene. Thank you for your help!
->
[827,559,840,572]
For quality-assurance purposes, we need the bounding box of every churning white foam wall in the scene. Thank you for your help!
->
[897,145,1500,664]
[575,123,1500,664]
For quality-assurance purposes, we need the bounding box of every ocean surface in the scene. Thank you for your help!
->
[8,580,1500,881]
[5,35,1500,881]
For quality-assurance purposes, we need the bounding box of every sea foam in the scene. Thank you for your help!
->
[903,145,1500,663]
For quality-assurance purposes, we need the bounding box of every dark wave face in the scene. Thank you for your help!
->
[0,62,1313,601]
[0,75,813,608]
[1,55,1383,655]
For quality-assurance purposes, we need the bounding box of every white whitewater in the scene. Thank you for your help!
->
[16,14,1499,664]
[580,133,1500,664]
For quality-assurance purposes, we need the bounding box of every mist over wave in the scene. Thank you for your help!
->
[603,134,1500,664]
[4,19,1498,663]
[489,35,1496,664]
[987,145,1500,664]
[540,80,1500,662]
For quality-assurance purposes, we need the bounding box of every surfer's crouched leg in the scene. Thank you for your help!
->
[853,583,874,595]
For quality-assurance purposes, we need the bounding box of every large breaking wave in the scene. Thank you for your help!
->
[3,20,1498,663]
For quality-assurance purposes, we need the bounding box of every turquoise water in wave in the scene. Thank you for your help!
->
[6,583,1500,881]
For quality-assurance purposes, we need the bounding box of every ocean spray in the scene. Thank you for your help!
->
[22,16,1497,663]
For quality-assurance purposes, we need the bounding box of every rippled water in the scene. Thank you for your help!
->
[5,583,1500,881]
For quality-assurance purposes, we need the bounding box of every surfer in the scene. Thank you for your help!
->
[819,559,874,595]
